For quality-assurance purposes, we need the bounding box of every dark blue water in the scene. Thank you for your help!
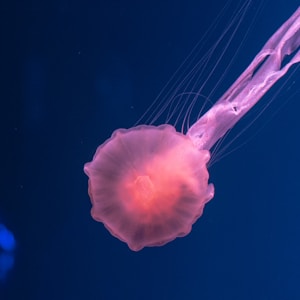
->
[2,0,300,299]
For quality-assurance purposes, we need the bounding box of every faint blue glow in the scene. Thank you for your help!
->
[0,224,16,282]
[0,253,14,281]
[0,225,16,252]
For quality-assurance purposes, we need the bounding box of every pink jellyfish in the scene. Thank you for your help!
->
[84,7,300,251]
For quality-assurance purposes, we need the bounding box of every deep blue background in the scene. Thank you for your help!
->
[2,0,300,299]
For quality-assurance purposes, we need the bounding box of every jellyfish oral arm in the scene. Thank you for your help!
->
[187,7,300,151]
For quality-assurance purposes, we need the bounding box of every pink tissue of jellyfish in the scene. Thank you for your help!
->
[84,7,300,251]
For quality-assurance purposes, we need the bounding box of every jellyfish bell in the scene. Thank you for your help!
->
[84,6,300,251]
[84,125,214,251]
